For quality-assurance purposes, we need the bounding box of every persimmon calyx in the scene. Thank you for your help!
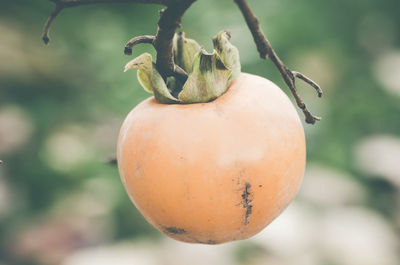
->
[124,30,241,104]
[173,31,201,74]
[212,30,241,83]
[124,53,180,104]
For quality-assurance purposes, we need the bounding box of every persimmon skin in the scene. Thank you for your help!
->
[117,73,306,244]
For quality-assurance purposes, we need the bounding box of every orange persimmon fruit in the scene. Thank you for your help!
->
[117,31,305,244]
[117,72,305,244]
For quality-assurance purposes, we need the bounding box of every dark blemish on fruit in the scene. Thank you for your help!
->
[241,182,253,225]
[163,227,187,234]
[259,185,262,188]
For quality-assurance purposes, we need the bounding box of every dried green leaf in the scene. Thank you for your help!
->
[173,32,202,74]
[213,30,241,82]
[178,49,231,103]
[124,53,179,104]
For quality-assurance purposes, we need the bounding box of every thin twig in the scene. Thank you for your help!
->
[42,4,64,44]
[51,0,166,7]
[43,0,194,81]
[293,71,323,97]
[234,0,322,124]
[43,0,166,44]
[124,35,155,55]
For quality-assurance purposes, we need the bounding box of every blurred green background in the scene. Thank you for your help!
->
[1,0,400,264]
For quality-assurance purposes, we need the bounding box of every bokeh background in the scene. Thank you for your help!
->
[1,0,400,264]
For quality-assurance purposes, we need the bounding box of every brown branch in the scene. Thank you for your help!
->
[124,35,155,55]
[122,1,196,81]
[42,0,166,44]
[234,0,322,124]
[43,0,195,81]
[42,4,64,44]
[152,1,196,82]
[293,71,322,97]
[50,0,166,7]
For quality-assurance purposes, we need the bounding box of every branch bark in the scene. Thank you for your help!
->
[42,0,166,44]
[153,1,196,82]
[124,35,155,55]
[50,0,166,7]
[43,0,195,82]
[234,0,322,124]
[42,4,64,44]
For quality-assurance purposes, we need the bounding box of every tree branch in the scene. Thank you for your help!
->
[50,0,166,7]
[42,0,166,44]
[152,1,196,82]
[42,4,64,44]
[293,71,323,97]
[124,35,155,55]
[43,0,195,81]
[234,0,322,124]
[123,1,196,81]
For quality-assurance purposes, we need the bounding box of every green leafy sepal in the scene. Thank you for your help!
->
[124,30,241,104]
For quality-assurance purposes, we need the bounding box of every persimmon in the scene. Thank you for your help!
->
[117,31,305,244]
